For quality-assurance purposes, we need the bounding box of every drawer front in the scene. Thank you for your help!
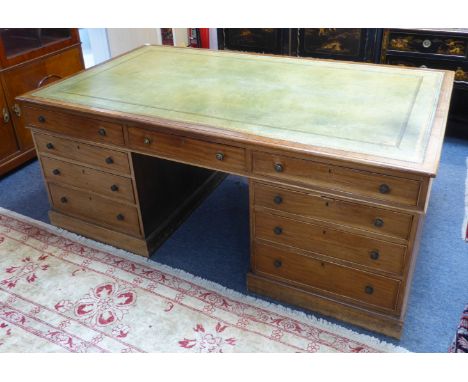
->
[253,182,413,240]
[254,211,406,275]
[387,32,467,57]
[24,107,125,146]
[34,132,131,174]
[253,242,401,311]
[385,56,468,84]
[252,152,421,207]
[49,183,141,237]
[42,156,135,203]
[128,127,246,174]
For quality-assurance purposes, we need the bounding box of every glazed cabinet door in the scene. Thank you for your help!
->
[1,45,84,150]
[0,82,18,161]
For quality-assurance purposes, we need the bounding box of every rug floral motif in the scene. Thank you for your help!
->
[449,305,468,353]
[0,208,406,353]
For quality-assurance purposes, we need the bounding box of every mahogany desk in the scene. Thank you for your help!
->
[17,46,454,338]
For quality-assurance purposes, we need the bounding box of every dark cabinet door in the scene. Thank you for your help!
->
[297,28,380,62]
[220,28,287,54]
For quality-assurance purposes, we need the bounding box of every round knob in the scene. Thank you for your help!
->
[422,39,432,48]
[420,65,428,69]
[379,184,390,194]
[60,197,68,203]
[38,115,46,123]
[215,152,225,161]
[369,250,380,260]
[110,184,119,192]
[52,169,60,175]
[364,285,374,295]
[273,195,283,205]
[46,142,54,149]
[116,214,125,221]
[273,226,283,235]
[274,163,283,173]
[143,137,151,145]
[374,218,384,228]
[105,157,114,164]
[274,259,282,268]
[98,128,106,136]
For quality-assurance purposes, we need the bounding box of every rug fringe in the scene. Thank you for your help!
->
[0,206,409,352]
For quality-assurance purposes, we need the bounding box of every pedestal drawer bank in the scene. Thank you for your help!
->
[17,45,453,339]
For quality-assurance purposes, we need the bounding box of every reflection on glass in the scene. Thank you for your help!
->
[0,29,71,58]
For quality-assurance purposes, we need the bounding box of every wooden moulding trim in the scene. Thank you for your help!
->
[49,210,149,257]
[247,272,403,339]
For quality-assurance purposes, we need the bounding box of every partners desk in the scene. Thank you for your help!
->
[17,46,453,338]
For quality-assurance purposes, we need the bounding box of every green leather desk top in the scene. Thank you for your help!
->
[26,45,450,172]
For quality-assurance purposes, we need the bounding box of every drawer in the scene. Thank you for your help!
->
[34,132,131,175]
[253,242,401,311]
[128,127,246,174]
[254,211,406,275]
[387,32,467,57]
[253,182,413,240]
[41,156,135,203]
[385,56,468,84]
[49,183,141,237]
[252,152,421,207]
[24,107,125,146]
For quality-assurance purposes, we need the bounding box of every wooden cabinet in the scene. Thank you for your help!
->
[0,28,84,176]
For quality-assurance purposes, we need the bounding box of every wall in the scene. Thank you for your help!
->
[106,28,162,57]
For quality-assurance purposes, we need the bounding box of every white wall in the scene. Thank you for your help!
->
[106,28,162,57]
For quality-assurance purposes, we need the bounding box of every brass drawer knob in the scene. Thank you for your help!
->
[274,226,283,235]
[215,152,224,161]
[52,169,60,175]
[46,142,54,149]
[379,184,390,194]
[422,39,432,48]
[38,115,46,123]
[274,163,283,173]
[374,218,384,228]
[273,195,283,205]
[274,259,282,268]
[98,128,107,136]
[116,214,125,221]
[143,137,151,145]
[105,157,114,164]
[364,285,374,295]
[60,196,68,203]
[110,184,119,192]
[369,250,380,260]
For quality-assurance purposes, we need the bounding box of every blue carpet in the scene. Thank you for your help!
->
[1,137,467,352]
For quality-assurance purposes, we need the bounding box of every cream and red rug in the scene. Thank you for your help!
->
[0,207,406,352]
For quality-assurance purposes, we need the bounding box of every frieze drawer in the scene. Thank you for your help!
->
[253,241,401,311]
[24,107,125,146]
[128,127,247,174]
[252,151,422,207]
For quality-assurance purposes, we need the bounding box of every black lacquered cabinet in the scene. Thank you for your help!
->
[217,28,381,62]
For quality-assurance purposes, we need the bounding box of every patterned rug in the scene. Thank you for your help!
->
[0,207,407,353]
[449,305,468,352]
